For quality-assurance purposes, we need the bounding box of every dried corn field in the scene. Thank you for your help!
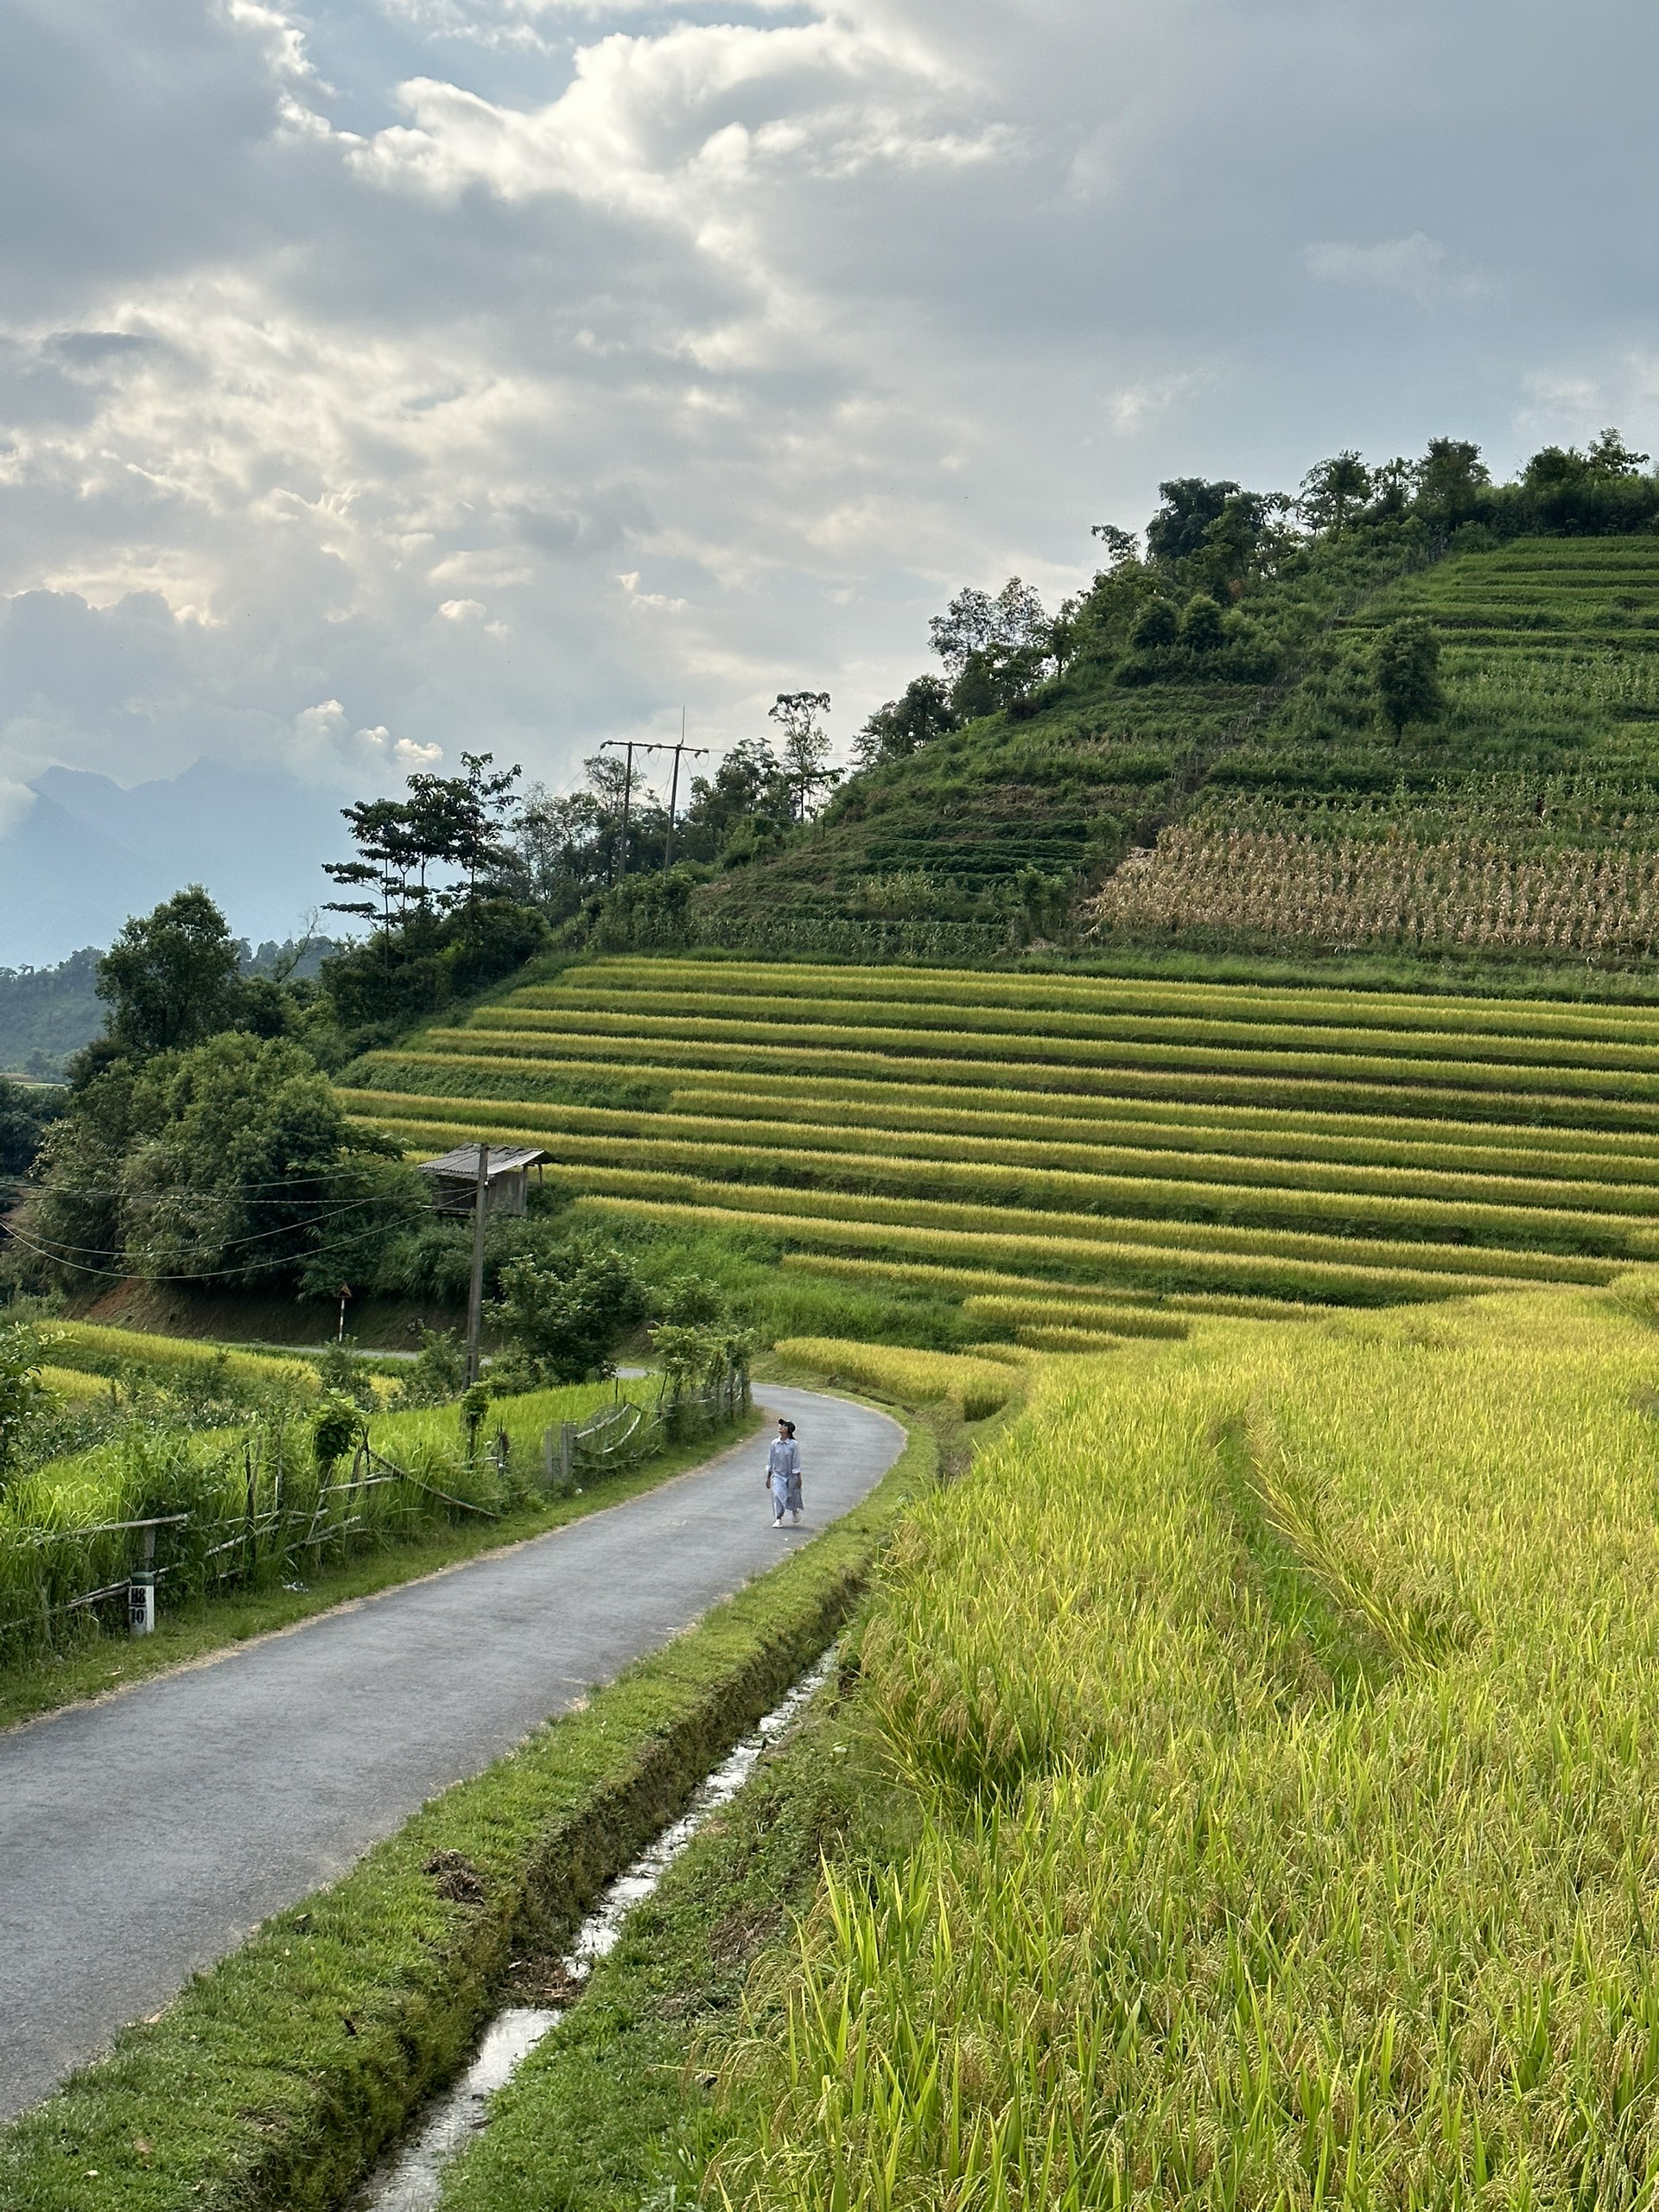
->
[1090,826,1659,957]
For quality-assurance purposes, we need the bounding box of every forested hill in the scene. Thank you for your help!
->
[688,439,1659,972]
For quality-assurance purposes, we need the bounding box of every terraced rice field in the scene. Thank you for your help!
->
[702,1291,1659,2205]
[339,957,1659,1325]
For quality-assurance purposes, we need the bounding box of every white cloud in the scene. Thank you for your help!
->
[1103,372,1207,438]
[288,700,442,781]
[1304,233,1496,308]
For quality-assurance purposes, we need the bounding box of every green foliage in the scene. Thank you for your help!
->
[312,1395,362,1472]
[94,886,245,1058]
[1373,614,1445,731]
[767,691,838,823]
[1131,595,1179,650]
[852,676,959,770]
[1178,592,1226,652]
[0,948,102,1081]
[646,1272,754,1390]
[488,1235,650,1385]
[315,1338,381,1409]
[1299,450,1371,537]
[0,1076,61,1183]
[19,1031,426,1294]
[401,1324,467,1406]
[0,1323,44,1484]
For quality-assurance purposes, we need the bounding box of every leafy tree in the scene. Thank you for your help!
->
[488,1236,648,1384]
[323,798,424,932]
[22,1033,423,1293]
[312,1395,362,1473]
[1299,452,1371,538]
[1146,480,1243,566]
[0,1078,62,1185]
[1130,598,1180,651]
[399,1325,467,1408]
[1089,523,1139,567]
[1185,489,1293,598]
[1178,594,1225,652]
[444,753,523,908]
[1068,554,1164,663]
[1525,429,1650,493]
[0,1321,45,1486]
[768,693,838,823]
[853,677,959,770]
[1365,457,1416,519]
[1373,618,1444,733]
[1413,438,1490,528]
[929,578,1049,679]
[96,888,243,1058]
[1587,428,1649,479]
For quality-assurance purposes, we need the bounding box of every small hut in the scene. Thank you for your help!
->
[416,1144,549,1220]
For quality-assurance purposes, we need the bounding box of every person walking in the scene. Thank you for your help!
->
[766,1418,804,1527]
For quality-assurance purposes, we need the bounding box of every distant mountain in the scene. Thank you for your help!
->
[0,760,349,966]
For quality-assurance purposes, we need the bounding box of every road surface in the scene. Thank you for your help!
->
[0,1385,902,2119]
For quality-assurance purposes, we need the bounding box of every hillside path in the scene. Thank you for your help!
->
[0,1385,903,2120]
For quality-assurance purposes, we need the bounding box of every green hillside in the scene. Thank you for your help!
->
[342,956,1659,1332]
[692,524,1659,969]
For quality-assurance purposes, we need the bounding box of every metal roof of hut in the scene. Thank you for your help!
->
[416,1144,549,1217]
[416,1144,549,1182]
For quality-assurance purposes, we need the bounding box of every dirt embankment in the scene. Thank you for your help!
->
[76,1278,467,1350]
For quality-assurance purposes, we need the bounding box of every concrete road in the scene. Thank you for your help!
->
[0,1386,902,2120]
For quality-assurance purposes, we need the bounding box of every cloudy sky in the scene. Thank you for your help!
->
[3,0,1657,856]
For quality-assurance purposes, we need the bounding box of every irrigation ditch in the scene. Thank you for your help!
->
[353,1648,838,2212]
[0,1411,932,2212]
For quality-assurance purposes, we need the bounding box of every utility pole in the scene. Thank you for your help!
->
[645,712,709,874]
[600,737,652,887]
[465,1140,488,1386]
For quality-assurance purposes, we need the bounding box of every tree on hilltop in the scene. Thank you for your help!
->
[1299,452,1372,538]
[1413,439,1490,528]
[853,676,958,770]
[768,692,838,823]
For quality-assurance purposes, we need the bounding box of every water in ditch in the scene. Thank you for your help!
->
[354,1646,838,2212]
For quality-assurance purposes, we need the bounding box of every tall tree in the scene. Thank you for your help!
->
[1145,480,1241,566]
[323,798,419,932]
[1299,452,1372,538]
[1089,523,1139,567]
[1587,427,1649,479]
[1413,439,1490,527]
[928,578,1048,678]
[768,692,838,822]
[853,677,959,770]
[96,888,243,1057]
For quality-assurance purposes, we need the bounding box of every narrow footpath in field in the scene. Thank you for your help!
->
[0,1386,903,2121]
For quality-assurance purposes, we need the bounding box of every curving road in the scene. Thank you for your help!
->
[0,1386,903,2120]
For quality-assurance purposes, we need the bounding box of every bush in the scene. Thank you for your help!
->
[488,1236,649,1385]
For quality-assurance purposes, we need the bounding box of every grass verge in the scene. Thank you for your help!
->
[0,1409,930,2212]
[0,1405,760,1739]
[434,1646,905,2212]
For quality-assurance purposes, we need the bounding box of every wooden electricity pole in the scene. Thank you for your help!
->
[465,1139,489,1386]
[600,737,652,887]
